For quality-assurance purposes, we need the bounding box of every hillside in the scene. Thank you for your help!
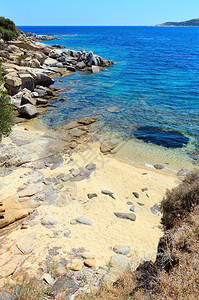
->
[155,18,199,27]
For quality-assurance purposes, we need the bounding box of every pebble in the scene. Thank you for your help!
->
[150,203,160,215]
[102,190,114,195]
[76,216,93,226]
[81,253,96,259]
[87,193,97,199]
[70,219,77,225]
[114,212,136,221]
[130,205,135,212]
[141,187,148,192]
[67,259,83,271]
[132,192,139,198]
[126,201,133,205]
[137,202,145,206]
[112,245,131,255]
[41,216,58,226]
[84,259,96,267]
[154,164,164,170]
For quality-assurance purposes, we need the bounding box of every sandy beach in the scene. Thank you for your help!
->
[0,120,180,285]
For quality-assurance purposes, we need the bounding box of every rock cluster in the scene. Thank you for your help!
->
[0,35,113,119]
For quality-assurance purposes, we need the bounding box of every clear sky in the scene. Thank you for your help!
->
[1,0,199,26]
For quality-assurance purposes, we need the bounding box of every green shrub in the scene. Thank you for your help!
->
[17,54,29,61]
[160,171,199,229]
[0,17,21,41]
[0,61,14,141]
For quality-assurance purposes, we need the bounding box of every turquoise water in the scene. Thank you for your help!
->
[20,26,199,165]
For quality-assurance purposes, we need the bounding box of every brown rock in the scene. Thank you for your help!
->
[84,259,96,267]
[67,259,83,271]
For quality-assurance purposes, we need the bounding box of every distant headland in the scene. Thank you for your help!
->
[155,18,199,27]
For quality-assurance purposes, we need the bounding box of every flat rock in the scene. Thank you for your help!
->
[87,193,97,199]
[16,232,36,254]
[126,201,133,205]
[80,253,95,259]
[114,212,136,221]
[84,259,96,267]
[76,216,93,226]
[67,259,83,271]
[102,190,114,196]
[112,245,131,255]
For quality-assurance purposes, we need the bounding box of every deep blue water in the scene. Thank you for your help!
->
[19,26,199,160]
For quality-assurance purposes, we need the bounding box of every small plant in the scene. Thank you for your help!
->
[160,171,199,229]
[17,54,30,64]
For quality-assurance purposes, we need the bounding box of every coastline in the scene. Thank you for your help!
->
[0,30,197,295]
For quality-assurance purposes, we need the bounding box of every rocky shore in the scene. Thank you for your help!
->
[0,34,179,298]
[0,32,113,119]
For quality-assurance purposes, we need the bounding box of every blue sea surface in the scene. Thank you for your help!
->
[19,26,199,162]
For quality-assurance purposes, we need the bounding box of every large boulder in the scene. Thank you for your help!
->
[34,73,55,87]
[4,73,22,95]
[18,104,39,119]
[19,73,35,91]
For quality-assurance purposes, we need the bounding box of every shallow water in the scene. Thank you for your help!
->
[20,26,199,170]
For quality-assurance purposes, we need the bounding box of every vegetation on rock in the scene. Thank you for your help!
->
[0,61,14,141]
[0,16,21,41]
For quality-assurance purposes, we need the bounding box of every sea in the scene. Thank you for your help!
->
[19,26,199,173]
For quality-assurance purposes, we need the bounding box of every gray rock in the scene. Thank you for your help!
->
[18,104,39,119]
[87,193,97,199]
[35,73,54,87]
[112,245,131,255]
[114,212,136,221]
[150,203,160,215]
[126,201,133,205]
[141,188,148,192]
[100,139,118,154]
[154,164,164,170]
[76,216,93,226]
[102,190,114,196]
[130,205,135,212]
[137,202,145,206]
[41,216,58,226]
[132,192,139,198]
